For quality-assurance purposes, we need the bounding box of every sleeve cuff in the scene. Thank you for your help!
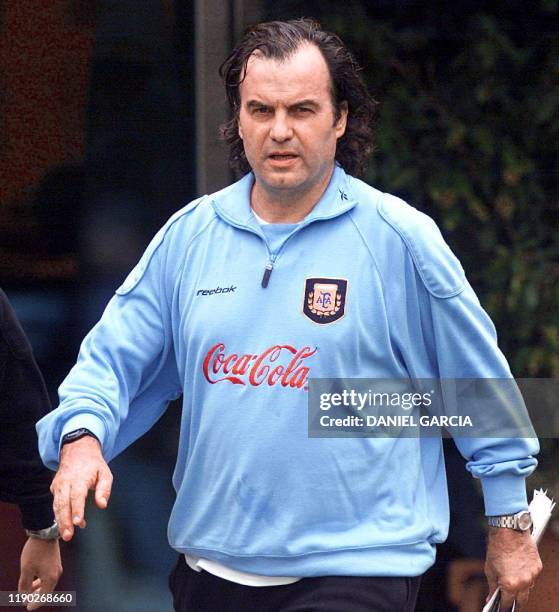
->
[480,473,529,516]
[59,413,107,459]
[19,495,55,531]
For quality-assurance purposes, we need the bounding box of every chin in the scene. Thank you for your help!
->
[264,172,305,191]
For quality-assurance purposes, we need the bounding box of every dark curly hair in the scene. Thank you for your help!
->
[219,18,376,178]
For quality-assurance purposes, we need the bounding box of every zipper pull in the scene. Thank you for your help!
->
[261,262,274,288]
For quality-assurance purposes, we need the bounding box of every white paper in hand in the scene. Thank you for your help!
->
[530,488,556,544]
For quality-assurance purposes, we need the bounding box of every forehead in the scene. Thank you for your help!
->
[240,43,333,104]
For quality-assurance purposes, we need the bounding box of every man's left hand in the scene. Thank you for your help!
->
[18,537,63,611]
[485,527,542,611]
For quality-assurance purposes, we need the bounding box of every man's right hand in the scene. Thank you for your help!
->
[51,436,113,541]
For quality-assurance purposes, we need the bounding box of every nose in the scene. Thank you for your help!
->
[269,111,293,142]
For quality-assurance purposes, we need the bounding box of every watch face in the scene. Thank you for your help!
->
[518,512,532,530]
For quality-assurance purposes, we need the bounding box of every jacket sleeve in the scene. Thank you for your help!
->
[36,225,183,471]
[425,281,539,516]
[378,195,538,517]
[0,289,55,530]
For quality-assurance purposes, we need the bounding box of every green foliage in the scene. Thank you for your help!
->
[264,1,559,377]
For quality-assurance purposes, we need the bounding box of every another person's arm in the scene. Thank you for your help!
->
[0,289,62,609]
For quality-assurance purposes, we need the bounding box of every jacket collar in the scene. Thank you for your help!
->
[211,164,357,230]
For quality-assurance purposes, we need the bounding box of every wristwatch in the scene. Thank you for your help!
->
[487,510,532,532]
[61,428,98,446]
[26,520,60,540]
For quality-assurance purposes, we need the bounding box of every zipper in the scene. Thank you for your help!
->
[260,214,331,289]
[259,221,308,289]
[261,259,275,288]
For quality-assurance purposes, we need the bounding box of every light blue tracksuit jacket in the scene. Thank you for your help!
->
[37,165,538,577]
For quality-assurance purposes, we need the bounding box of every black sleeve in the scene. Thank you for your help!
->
[0,289,55,530]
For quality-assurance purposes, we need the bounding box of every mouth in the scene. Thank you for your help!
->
[267,153,299,166]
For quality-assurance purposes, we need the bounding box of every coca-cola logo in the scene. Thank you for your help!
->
[202,343,317,389]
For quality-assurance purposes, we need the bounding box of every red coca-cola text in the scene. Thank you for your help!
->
[202,343,316,389]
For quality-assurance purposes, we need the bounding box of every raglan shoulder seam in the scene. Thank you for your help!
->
[115,195,212,296]
[377,192,466,299]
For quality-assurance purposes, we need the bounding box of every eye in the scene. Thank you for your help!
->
[294,106,313,115]
[253,106,271,115]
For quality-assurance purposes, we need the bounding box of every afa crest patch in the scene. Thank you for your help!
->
[303,278,347,324]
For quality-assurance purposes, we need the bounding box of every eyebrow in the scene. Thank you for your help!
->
[245,99,321,110]
[246,100,268,109]
[290,99,320,109]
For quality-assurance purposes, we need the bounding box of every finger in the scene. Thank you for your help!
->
[94,469,113,509]
[53,483,74,541]
[486,579,498,603]
[27,599,40,612]
[27,598,43,611]
[26,584,43,612]
[69,483,89,526]
[27,572,59,611]
[514,587,531,610]
[500,588,515,612]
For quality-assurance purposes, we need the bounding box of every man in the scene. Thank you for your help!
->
[0,289,62,610]
[37,19,541,612]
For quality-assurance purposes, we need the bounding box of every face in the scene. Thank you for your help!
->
[237,44,347,201]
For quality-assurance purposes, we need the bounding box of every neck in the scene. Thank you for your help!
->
[251,165,335,223]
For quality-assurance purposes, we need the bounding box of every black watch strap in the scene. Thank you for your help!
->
[61,428,99,447]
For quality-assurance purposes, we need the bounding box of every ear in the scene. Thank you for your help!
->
[335,101,348,139]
